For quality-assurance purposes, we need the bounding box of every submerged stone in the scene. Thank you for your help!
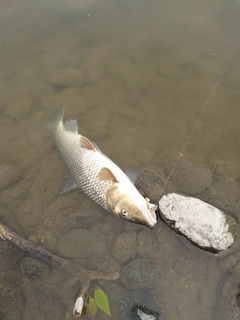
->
[159,193,237,252]
[120,258,159,290]
[131,305,160,320]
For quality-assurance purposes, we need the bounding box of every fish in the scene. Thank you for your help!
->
[46,106,157,228]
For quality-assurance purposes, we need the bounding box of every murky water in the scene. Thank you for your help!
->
[0,0,240,319]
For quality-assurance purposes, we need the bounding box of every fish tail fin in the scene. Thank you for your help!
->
[45,106,65,131]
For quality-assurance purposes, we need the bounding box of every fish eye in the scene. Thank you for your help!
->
[121,209,128,216]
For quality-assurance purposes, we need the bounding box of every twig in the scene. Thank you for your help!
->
[0,220,119,317]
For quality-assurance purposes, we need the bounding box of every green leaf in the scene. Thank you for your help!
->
[94,288,111,316]
[88,297,98,317]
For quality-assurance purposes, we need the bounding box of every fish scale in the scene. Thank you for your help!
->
[46,106,157,228]
[54,125,112,210]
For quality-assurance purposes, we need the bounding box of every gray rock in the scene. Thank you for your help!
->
[131,305,160,320]
[56,214,99,237]
[0,165,22,190]
[205,176,239,210]
[57,228,107,259]
[164,156,213,195]
[159,193,237,251]
[20,257,51,281]
[135,168,164,202]
[137,229,158,258]
[120,258,159,290]
[112,231,137,262]
[48,68,85,88]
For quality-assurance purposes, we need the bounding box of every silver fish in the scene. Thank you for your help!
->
[46,106,157,227]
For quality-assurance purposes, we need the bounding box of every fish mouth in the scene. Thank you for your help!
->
[140,205,157,228]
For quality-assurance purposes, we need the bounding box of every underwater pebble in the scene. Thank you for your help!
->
[164,156,213,195]
[57,228,107,259]
[47,68,85,88]
[112,231,137,262]
[20,257,50,281]
[27,234,39,245]
[56,214,99,237]
[206,176,239,207]
[0,165,22,190]
[135,168,165,202]
[120,258,159,290]
[159,193,237,251]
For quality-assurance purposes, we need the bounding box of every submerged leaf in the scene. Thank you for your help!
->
[94,288,111,316]
[88,297,98,317]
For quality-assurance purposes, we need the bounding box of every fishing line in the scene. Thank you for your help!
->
[155,35,240,205]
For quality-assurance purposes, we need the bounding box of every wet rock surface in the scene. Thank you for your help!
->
[57,228,107,258]
[135,168,165,202]
[159,193,237,251]
[120,258,159,290]
[20,257,51,281]
[164,155,213,195]
[0,165,22,190]
[131,305,160,320]
[112,231,137,262]
[56,213,99,237]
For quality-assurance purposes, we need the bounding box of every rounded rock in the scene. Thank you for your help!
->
[135,168,165,202]
[112,231,137,262]
[20,257,51,281]
[164,156,213,195]
[57,228,107,259]
[159,193,237,251]
[120,258,159,290]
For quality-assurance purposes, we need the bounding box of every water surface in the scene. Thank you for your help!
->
[0,0,240,319]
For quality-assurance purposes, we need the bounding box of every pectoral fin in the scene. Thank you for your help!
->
[60,176,78,194]
[98,167,119,183]
[79,136,96,151]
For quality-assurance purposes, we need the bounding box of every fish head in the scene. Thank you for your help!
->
[106,185,157,228]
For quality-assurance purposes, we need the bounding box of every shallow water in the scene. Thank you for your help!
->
[0,0,240,319]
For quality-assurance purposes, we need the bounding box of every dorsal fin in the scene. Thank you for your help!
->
[79,136,96,151]
[98,167,119,183]
[64,119,78,133]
